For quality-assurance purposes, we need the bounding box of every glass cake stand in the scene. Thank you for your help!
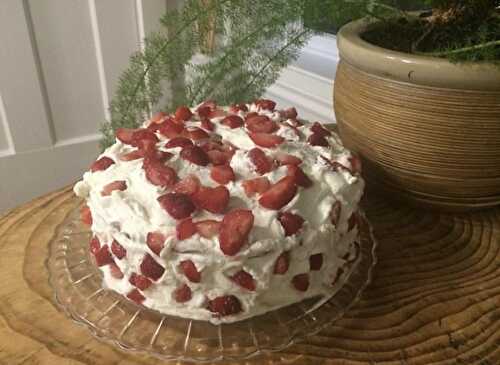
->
[48,202,377,363]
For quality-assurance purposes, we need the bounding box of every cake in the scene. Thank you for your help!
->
[74,99,364,324]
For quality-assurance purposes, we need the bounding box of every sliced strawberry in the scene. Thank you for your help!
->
[210,165,235,185]
[208,108,226,119]
[129,272,153,290]
[230,270,256,291]
[201,118,214,131]
[219,209,254,256]
[120,149,144,161]
[175,105,193,121]
[165,137,193,149]
[173,175,200,196]
[309,254,323,271]
[255,99,276,111]
[242,177,271,197]
[285,118,303,127]
[274,251,290,274]
[280,107,298,120]
[146,232,166,256]
[176,218,197,240]
[173,284,192,303]
[207,149,231,165]
[348,212,359,231]
[197,99,217,111]
[207,295,242,316]
[278,212,304,236]
[111,239,126,259]
[248,148,274,175]
[330,201,342,227]
[101,180,127,196]
[95,244,114,266]
[109,262,124,279]
[349,154,362,174]
[249,132,284,148]
[221,115,244,129]
[192,186,230,214]
[159,119,185,138]
[310,122,331,137]
[274,153,302,166]
[183,127,209,140]
[131,129,159,149]
[89,236,100,255]
[229,103,248,113]
[157,193,196,220]
[286,165,313,188]
[245,115,278,133]
[258,176,297,210]
[292,273,309,291]
[116,128,136,144]
[127,289,145,304]
[140,253,165,281]
[90,156,115,172]
[150,111,167,124]
[143,159,177,187]
[145,150,173,163]
[197,106,211,119]
[180,145,209,166]
[80,205,92,226]
[195,220,220,238]
[307,133,329,147]
[179,260,201,283]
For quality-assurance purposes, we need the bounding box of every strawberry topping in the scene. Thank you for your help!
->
[165,137,193,149]
[274,251,290,274]
[258,176,297,210]
[89,236,100,255]
[201,118,215,131]
[249,132,284,148]
[127,289,145,304]
[248,148,274,175]
[173,284,192,303]
[179,259,201,283]
[180,145,209,166]
[173,175,200,196]
[292,273,309,291]
[242,177,270,197]
[140,253,165,281]
[109,263,124,279]
[116,128,135,144]
[94,244,114,267]
[229,103,248,113]
[245,115,278,133]
[274,153,302,166]
[310,122,331,137]
[111,240,126,259]
[175,105,193,121]
[221,115,244,129]
[195,220,221,238]
[255,99,276,111]
[101,180,127,196]
[146,232,166,256]
[80,205,92,226]
[176,218,197,240]
[278,212,304,236]
[90,156,115,172]
[129,272,153,290]
[192,185,230,214]
[286,165,313,188]
[207,295,242,316]
[309,254,323,270]
[210,165,235,185]
[157,193,196,220]
[159,119,185,138]
[230,270,256,291]
[183,127,210,140]
[219,209,254,256]
[280,107,298,120]
[143,159,177,187]
[130,129,159,149]
[307,133,329,147]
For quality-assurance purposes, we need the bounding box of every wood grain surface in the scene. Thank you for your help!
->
[0,186,499,364]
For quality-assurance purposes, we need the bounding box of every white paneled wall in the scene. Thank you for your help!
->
[0,0,168,213]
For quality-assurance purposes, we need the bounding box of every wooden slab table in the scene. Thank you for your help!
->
[0,186,498,364]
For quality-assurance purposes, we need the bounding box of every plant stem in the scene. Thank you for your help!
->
[417,40,500,57]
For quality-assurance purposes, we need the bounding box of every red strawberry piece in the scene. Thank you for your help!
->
[173,284,192,303]
[210,165,235,185]
[173,175,200,196]
[258,176,297,210]
[246,112,258,119]
[307,133,329,147]
[310,122,331,137]
[286,118,303,127]
[348,212,359,231]
[195,220,220,238]
[207,295,242,316]
[249,132,284,148]
[90,156,115,172]
[183,127,210,140]
[129,272,153,290]
[140,253,165,281]
[147,150,173,163]
[197,106,211,119]
[146,232,166,256]
[179,259,201,283]
[109,262,124,279]
[180,145,209,166]
[89,236,100,255]
[292,274,309,291]
[200,140,223,152]
[242,177,271,197]
[101,180,127,196]
[208,108,226,119]
[309,254,323,271]
[274,153,302,166]
[280,107,298,120]
[221,115,244,129]
[274,251,290,274]
[198,99,217,111]
[127,289,145,304]
[330,201,341,227]
[150,111,167,124]
[207,149,231,165]
[165,137,193,149]
[175,105,193,121]
[219,209,254,256]
[111,239,126,259]
[230,270,256,291]
[245,115,278,133]
[120,149,144,161]
[157,193,196,220]
[80,205,92,226]
[278,212,304,236]
[286,165,313,188]
[159,119,185,138]
[248,148,274,175]
[131,129,159,149]
[192,186,230,214]
[95,244,114,267]
[255,99,276,111]
[116,128,136,144]
[229,103,248,113]
[201,118,215,131]
[147,122,161,132]
[143,159,177,187]
[349,154,362,174]
[177,218,197,240]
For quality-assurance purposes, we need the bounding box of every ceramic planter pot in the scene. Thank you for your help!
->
[334,18,500,211]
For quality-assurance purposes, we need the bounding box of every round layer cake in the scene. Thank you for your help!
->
[74,99,364,324]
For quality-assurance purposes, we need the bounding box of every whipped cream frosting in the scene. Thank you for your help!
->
[74,101,364,324]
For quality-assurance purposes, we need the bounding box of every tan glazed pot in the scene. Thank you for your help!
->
[334,18,500,212]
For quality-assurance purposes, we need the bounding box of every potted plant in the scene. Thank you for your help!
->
[333,0,500,211]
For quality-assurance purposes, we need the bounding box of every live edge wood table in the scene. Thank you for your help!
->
[0,186,498,365]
